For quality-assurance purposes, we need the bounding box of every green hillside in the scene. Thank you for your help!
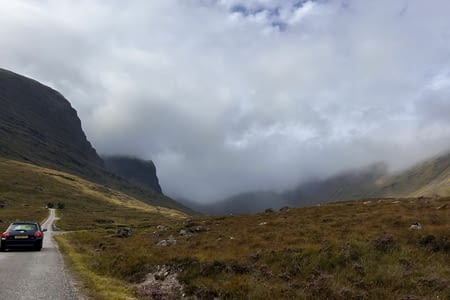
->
[0,158,185,229]
[376,151,450,198]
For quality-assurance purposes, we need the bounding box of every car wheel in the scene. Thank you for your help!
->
[34,241,43,251]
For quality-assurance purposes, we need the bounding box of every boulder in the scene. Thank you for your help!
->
[117,227,133,237]
[409,222,422,230]
[157,236,177,247]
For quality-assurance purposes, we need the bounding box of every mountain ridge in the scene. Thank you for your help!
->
[191,151,450,214]
[0,68,192,214]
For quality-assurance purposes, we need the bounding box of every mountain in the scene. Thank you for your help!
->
[375,150,450,198]
[0,68,192,213]
[184,191,286,215]
[103,155,162,194]
[285,162,388,206]
[197,151,450,214]
[0,68,103,176]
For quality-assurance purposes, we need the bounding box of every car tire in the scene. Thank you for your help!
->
[34,241,43,251]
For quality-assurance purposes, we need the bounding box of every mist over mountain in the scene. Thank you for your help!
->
[191,153,450,215]
[2,1,450,204]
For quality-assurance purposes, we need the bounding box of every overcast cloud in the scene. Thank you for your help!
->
[1,0,450,202]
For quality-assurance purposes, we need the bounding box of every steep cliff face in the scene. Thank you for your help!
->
[0,68,193,214]
[103,156,163,194]
[0,68,103,175]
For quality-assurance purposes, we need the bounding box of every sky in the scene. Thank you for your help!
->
[1,0,450,203]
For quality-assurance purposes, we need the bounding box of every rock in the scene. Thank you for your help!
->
[265,208,274,213]
[193,226,206,232]
[103,156,163,194]
[279,206,290,212]
[156,225,167,231]
[259,222,267,226]
[136,265,183,299]
[409,222,422,230]
[179,229,192,237]
[157,236,177,247]
[437,204,448,210]
[117,227,133,237]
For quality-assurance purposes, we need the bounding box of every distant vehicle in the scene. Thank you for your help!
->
[1,221,47,251]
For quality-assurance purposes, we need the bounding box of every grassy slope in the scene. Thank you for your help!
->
[61,197,449,300]
[0,158,185,228]
[0,158,188,299]
[1,158,449,299]
[376,151,450,198]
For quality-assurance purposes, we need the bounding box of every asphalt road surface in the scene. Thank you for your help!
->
[0,209,81,300]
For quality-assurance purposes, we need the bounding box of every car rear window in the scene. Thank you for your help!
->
[9,224,38,231]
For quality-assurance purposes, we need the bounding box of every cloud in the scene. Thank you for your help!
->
[1,0,450,202]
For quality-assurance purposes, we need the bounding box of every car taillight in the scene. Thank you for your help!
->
[34,231,43,238]
[1,232,9,239]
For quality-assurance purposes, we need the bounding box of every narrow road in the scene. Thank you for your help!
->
[0,209,81,299]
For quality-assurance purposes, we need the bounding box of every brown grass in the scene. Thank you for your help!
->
[61,197,449,299]
[2,158,449,299]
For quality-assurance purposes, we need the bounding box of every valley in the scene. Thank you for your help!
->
[1,157,449,299]
[0,68,449,299]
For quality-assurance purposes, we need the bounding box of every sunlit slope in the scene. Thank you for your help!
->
[0,158,186,229]
[377,151,450,198]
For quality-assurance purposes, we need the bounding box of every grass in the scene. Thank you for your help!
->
[1,158,449,299]
[57,234,138,300]
[60,197,449,299]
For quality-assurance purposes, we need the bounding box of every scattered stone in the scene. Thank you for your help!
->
[229,236,235,240]
[157,236,177,247]
[136,265,184,299]
[259,222,268,226]
[179,229,192,237]
[156,225,167,231]
[192,226,206,232]
[279,206,290,212]
[117,227,132,238]
[392,200,400,204]
[437,204,448,210]
[363,201,371,205]
[409,222,422,230]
